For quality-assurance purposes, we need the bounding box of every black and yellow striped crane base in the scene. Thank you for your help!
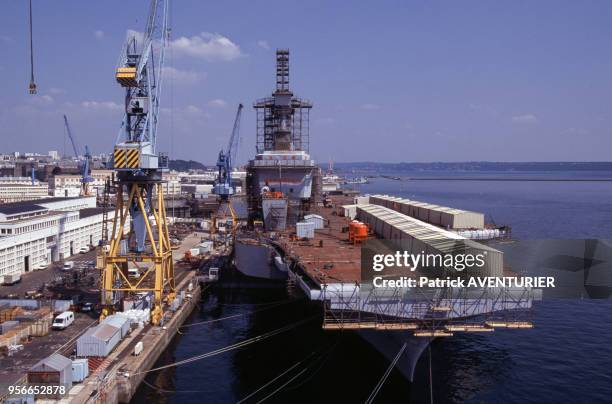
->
[114,147,140,169]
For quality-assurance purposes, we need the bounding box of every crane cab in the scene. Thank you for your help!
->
[116,67,138,87]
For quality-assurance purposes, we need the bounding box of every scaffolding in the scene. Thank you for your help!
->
[254,49,312,154]
[321,283,535,336]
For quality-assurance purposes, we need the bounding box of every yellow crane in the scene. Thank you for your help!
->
[99,0,174,326]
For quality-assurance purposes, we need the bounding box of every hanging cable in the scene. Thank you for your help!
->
[28,0,37,94]
[364,342,407,404]
[217,297,300,307]
[130,315,317,376]
[254,368,308,404]
[141,378,224,394]
[179,298,300,331]
[236,349,320,404]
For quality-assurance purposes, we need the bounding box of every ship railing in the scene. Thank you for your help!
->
[322,284,535,331]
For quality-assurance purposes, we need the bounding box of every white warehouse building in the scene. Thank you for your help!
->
[0,196,125,277]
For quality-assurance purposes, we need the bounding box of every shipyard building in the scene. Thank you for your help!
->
[0,196,122,277]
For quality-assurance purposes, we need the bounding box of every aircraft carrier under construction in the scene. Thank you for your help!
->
[233,49,536,381]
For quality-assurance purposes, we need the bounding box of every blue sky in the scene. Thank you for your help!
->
[0,0,611,163]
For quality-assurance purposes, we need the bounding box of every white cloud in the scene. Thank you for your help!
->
[163,66,204,85]
[49,87,65,95]
[511,114,538,124]
[171,32,243,61]
[94,30,105,40]
[207,99,227,108]
[30,95,54,105]
[257,40,270,50]
[81,100,122,111]
[126,29,145,44]
[469,103,499,117]
[361,103,380,111]
[185,105,202,114]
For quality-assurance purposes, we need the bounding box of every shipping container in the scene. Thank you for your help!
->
[304,214,325,229]
[1,320,19,334]
[71,358,89,383]
[0,300,39,310]
[357,204,502,277]
[76,324,121,357]
[53,300,72,314]
[369,194,485,229]
[101,314,130,338]
[28,354,72,397]
[296,221,315,239]
[28,318,51,337]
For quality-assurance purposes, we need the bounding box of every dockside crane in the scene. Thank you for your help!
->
[212,103,243,233]
[63,114,93,196]
[99,0,174,326]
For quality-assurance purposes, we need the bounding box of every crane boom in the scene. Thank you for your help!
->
[63,115,80,158]
[113,0,169,175]
[213,103,243,199]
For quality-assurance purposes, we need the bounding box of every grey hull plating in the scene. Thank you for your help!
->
[234,239,288,280]
[358,330,431,381]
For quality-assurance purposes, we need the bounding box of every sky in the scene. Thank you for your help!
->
[0,0,612,164]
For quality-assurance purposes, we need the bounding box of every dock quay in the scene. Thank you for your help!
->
[69,271,202,404]
[0,231,224,404]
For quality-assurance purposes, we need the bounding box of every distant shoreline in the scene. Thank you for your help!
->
[398,177,612,182]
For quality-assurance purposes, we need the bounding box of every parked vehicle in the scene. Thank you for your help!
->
[2,274,21,285]
[52,311,75,330]
[79,247,89,254]
[62,261,75,271]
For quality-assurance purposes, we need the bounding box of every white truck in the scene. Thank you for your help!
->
[62,261,75,271]
[3,274,21,286]
[52,311,75,330]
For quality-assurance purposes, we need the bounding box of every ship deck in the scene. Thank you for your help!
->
[276,195,363,285]
[274,194,515,288]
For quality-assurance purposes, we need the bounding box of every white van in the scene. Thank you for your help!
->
[127,268,140,278]
[62,261,75,271]
[52,311,75,330]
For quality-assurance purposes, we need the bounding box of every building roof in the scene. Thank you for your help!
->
[80,207,104,218]
[30,353,72,373]
[0,203,47,215]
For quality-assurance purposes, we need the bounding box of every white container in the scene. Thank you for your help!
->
[304,214,325,229]
[102,314,130,338]
[71,358,89,383]
[76,324,121,357]
[296,222,315,239]
[134,341,144,356]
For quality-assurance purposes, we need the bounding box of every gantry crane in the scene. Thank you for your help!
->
[63,115,93,196]
[99,0,174,326]
[212,103,243,233]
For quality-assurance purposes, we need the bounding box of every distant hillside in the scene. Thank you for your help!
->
[169,159,207,171]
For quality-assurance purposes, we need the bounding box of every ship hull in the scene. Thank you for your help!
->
[234,238,288,280]
[357,329,431,381]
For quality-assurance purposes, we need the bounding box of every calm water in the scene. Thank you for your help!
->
[133,171,612,403]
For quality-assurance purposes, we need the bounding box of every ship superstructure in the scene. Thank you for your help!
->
[246,49,320,231]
